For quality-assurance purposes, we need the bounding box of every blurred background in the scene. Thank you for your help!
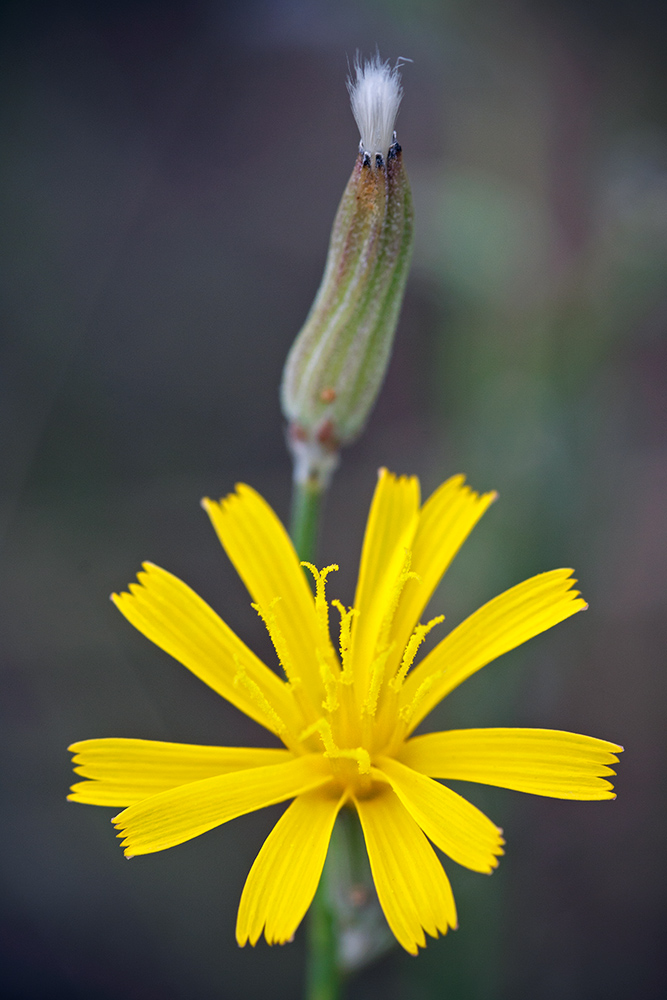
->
[1,1,666,997]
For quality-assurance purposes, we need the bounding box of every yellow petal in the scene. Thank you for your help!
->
[377,757,504,873]
[236,788,344,947]
[112,563,300,739]
[68,738,292,807]
[354,785,457,954]
[350,469,420,695]
[400,728,623,800]
[203,485,323,693]
[401,569,587,733]
[388,476,496,673]
[111,754,330,856]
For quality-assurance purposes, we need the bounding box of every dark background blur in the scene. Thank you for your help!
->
[1,1,666,998]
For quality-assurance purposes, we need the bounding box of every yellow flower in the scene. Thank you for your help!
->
[68,470,622,954]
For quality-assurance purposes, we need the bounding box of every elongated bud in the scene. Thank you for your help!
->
[281,55,414,487]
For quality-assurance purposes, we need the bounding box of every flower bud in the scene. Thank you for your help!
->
[281,56,414,486]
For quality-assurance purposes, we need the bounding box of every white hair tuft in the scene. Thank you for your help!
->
[347,54,407,164]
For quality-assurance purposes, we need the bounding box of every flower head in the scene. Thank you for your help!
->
[69,471,622,954]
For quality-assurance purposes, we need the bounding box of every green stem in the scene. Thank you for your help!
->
[289,476,343,1000]
[290,478,324,566]
[305,881,342,1000]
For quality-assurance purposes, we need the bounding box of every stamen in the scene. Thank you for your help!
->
[332,599,359,683]
[313,718,337,755]
[318,649,339,712]
[308,719,372,776]
[375,550,420,654]
[390,614,445,692]
[399,674,436,726]
[302,562,339,651]
[251,598,301,689]
[233,660,289,738]
[335,747,371,775]
[363,643,394,718]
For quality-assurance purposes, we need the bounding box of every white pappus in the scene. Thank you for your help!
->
[347,54,409,165]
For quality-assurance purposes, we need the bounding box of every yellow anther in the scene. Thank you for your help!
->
[233,660,288,737]
[302,562,339,643]
[363,643,394,718]
[399,674,436,726]
[390,614,445,692]
[314,718,338,755]
[300,719,371,777]
[375,550,420,654]
[322,691,339,713]
[251,598,301,689]
[330,747,371,775]
[332,599,359,682]
[318,649,339,713]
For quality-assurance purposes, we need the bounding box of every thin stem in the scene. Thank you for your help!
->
[305,881,342,1000]
[290,478,324,566]
[289,475,343,1000]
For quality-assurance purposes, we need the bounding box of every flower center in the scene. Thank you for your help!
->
[246,559,444,788]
